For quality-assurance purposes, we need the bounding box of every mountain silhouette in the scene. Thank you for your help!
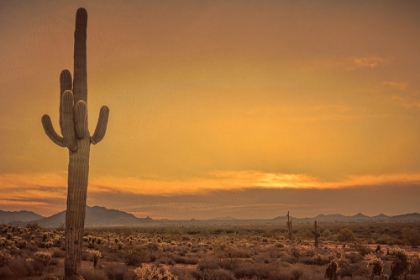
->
[5,206,153,227]
[0,210,44,224]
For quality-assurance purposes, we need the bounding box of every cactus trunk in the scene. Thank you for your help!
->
[41,8,109,279]
[287,211,293,241]
[312,220,320,248]
[65,137,90,276]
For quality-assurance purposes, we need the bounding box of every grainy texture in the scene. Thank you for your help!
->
[41,8,109,279]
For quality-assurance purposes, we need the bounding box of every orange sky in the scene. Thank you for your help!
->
[1,1,420,219]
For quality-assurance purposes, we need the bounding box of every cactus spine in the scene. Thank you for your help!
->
[287,211,293,241]
[41,8,109,278]
[312,220,320,248]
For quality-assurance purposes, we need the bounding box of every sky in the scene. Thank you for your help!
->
[1,0,420,219]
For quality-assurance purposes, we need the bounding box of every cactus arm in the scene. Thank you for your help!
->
[60,70,73,134]
[91,106,109,144]
[73,8,87,104]
[74,101,87,139]
[41,114,66,147]
[61,90,78,152]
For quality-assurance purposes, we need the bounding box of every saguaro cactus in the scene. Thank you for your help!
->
[286,211,293,241]
[311,220,320,248]
[41,8,109,278]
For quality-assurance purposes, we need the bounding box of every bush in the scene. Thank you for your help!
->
[0,266,13,279]
[337,229,356,243]
[199,268,235,280]
[402,227,420,248]
[40,274,60,280]
[8,257,34,277]
[87,249,102,268]
[303,254,330,266]
[389,248,413,280]
[52,249,66,258]
[368,258,384,277]
[325,260,338,280]
[79,267,107,280]
[0,249,13,267]
[353,243,372,256]
[34,251,52,265]
[123,249,150,266]
[134,264,178,279]
[105,263,136,280]
[198,257,220,271]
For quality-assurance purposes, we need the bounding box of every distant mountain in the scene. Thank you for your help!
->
[273,212,420,222]
[390,213,420,220]
[0,210,44,224]
[313,214,348,221]
[372,214,390,219]
[210,216,238,221]
[272,214,295,221]
[15,206,154,228]
[351,213,370,219]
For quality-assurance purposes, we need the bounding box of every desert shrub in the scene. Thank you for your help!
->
[171,267,195,280]
[337,263,369,278]
[87,249,102,268]
[376,234,393,245]
[34,251,52,265]
[0,266,13,279]
[402,227,420,248]
[16,240,27,249]
[198,268,235,280]
[8,256,34,277]
[410,254,420,274]
[233,262,291,280]
[198,257,221,270]
[323,229,332,238]
[289,246,302,258]
[26,257,47,276]
[49,257,59,266]
[52,249,65,258]
[345,252,364,263]
[389,248,413,280]
[325,260,338,280]
[79,267,107,280]
[105,262,136,280]
[155,256,175,266]
[337,229,356,243]
[353,243,372,256]
[0,249,13,267]
[368,258,384,277]
[291,269,304,280]
[123,249,150,266]
[172,255,198,265]
[26,223,40,230]
[40,274,60,280]
[302,253,330,266]
[134,264,178,279]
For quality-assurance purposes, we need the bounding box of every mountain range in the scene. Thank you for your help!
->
[272,212,420,221]
[0,210,44,224]
[1,206,153,227]
[1,206,420,227]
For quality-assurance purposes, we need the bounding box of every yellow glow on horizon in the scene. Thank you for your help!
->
[2,171,420,198]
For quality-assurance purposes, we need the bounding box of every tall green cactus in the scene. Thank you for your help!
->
[41,8,109,278]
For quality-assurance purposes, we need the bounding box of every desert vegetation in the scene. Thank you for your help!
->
[0,220,419,279]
